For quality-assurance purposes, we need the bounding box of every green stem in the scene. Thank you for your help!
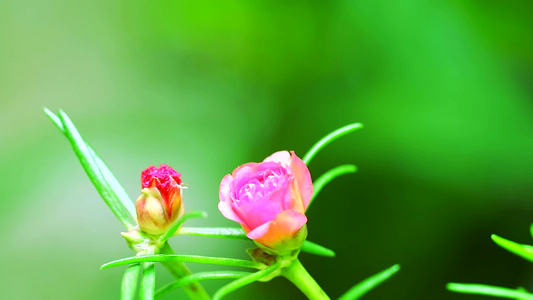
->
[282,259,330,300]
[159,243,210,300]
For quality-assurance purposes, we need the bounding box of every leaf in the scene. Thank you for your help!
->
[213,262,282,300]
[338,264,400,300]
[45,109,136,229]
[101,254,264,270]
[307,164,357,211]
[447,283,533,300]
[491,234,533,263]
[302,123,363,165]
[139,263,156,300]
[159,211,208,243]
[155,271,251,298]
[121,264,141,300]
[177,227,335,257]
[300,240,335,257]
[177,227,248,239]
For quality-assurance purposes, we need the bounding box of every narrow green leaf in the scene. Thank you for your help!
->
[139,263,156,300]
[55,110,135,229]
[155,271,251,298]
[338,264,400,300]
[45,109,137,220]
[101,254,263,270]
[447,283,533,299]
[302,123,363,165]
[529,224,533,241]
[159,211,208,243]
[177,227,334,257]
[300,240,335,257]
[308,164,357,211]
[177,227,248,239]
[121,264,141,300]
[213,262,282,300]
[491,234,533,263]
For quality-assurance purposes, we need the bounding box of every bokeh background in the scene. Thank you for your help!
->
[1,0,533,299]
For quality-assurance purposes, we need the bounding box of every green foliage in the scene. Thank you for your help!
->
[155,271,251,298]
[213,262,282,300]
[159,211,208,243]
[448,232,533,299]
[176,227,335,257]
[338,264,400,300]
[302,123,363,165]
[44,109,136,229]
[492,234,533,263]
[101,254,264,270]
[121,264,141,300]
[447,283,533,300]
[139,263,156,300]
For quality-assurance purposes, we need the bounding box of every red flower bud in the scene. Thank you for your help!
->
[136,164,184,236]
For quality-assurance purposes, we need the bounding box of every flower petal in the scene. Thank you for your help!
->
[289,151,313,208]
[264,151,291,167]
[218,201,245,225]
[246,210,307,248]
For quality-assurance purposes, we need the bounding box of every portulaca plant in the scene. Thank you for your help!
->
[45,108,400,300]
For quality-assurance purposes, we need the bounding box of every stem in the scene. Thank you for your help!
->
[159,243,211,300]
[282,259,330,300]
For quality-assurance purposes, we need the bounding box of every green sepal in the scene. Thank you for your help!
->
[101,254,264,270]
[159,211,207,243]
[302,123,363,165]
[45,108,136,229]
[155,271,251,298]
[121,264,141,300]
[338,264,400,300]
[491,234,533,263]
[176,227,335,257]
[447,283,533,299]
[213,262,282,300]
[139,263,155,300]
[307,164,357,211]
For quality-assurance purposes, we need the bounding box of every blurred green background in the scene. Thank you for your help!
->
[1,0,533,299]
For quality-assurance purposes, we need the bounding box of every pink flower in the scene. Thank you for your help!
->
[219,151,313,253]
[136,164,184,235]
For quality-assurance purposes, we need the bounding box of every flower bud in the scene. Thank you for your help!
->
[136,164,184,236]
[218,151,313,255]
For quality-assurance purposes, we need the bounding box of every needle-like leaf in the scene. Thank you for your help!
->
[45,108,136,229]
[176,227,248,239]
[101,254,263,270]
[447,283,533,299]
[302,123,363,165]
[155,271,251,298]
[300,240,335,257]
[213,262,282,300]
[338,264,400,300]
[139,263,155,300]
[491,234,533,263]
[176,227,335,257]
[159,211,208,243]
[121,264,141,300]
[307,164,357,211]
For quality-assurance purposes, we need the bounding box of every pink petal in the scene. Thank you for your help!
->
[218,201,245,225]
[219,174,234,203]
[246,210,307,248]
[289,151,313,209]
[264,151,291,167]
